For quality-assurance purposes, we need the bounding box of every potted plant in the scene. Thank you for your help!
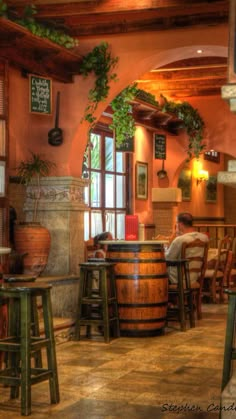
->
[14,151,56,276]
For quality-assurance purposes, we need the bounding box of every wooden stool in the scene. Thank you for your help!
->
[0,282,60,416]
[221,289,236,391]
[166,259,195,331]
[3,274,42,369]
[74,262,120,343]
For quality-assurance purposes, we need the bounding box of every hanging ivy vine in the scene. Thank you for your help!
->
[79,42,119,130]
[161,95,205,159]
[0,2,78,48]
[109,84,138,147]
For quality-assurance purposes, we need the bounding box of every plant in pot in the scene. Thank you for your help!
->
[14,151,56,277]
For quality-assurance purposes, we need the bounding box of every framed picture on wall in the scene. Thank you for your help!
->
[177,168,192,201]
[136,161,148,200]
[206,175,217,203]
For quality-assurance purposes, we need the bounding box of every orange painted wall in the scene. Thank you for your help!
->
[7,22,234,223]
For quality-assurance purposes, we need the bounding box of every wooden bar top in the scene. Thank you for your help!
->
[99,240,168,245]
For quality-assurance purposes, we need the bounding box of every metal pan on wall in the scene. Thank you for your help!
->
[48,91,63,146]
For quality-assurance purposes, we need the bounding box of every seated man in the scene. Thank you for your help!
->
[165,212,209,284]
[84,231,113,261]
[93,231,113,259]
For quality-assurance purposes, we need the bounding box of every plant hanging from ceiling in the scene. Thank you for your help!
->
[0,2,78,48]
[109,84,138,147]
[80,42,119,131]
[161,95,205,159]
[109,85,160,147]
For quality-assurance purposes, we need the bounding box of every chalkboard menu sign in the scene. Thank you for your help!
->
[115,136,134,152]
[29,75,52,114]
[154,133,166,159]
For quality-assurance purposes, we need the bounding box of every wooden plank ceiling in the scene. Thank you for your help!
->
[3,0,230,96]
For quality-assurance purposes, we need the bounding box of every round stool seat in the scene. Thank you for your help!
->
[3,274,37,283]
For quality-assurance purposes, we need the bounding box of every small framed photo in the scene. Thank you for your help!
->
[178,168,192,201]
[136,161,148,200]
[206,175,217,203]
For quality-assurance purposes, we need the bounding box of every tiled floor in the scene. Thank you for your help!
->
[0,304,229,418]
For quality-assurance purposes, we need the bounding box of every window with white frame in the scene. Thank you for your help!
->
[83,128,128,240]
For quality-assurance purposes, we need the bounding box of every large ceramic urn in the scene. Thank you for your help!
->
[14,222,51,276]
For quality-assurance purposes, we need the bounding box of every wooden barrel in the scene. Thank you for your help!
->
[106,242,168,337]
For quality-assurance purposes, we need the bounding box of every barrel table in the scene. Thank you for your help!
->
[101,240,168,337]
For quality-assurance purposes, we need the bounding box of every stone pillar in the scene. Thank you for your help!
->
[152,188,182,236]
[24,176,88,275]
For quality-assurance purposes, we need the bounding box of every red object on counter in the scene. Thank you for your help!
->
[125,215,139,240]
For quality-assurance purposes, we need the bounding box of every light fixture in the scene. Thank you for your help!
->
[193,159,209,185]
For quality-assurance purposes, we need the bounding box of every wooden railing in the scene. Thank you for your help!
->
[194,224,236,248]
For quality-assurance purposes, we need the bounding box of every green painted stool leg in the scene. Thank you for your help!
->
[20,292,32,416]
[74,269,85,340]
[9,297,20,399]
[31,295,43,368]
[222,294,236,391]
[42,289,60,404]
[101,268,110,343]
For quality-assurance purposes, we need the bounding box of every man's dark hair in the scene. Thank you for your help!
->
[94,231,111,246]
[177,212,193,227]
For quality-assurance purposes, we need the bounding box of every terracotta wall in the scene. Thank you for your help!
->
[132,123,226,226]
[7,21,236,230]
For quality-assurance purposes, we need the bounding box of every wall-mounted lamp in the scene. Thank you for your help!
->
[193,160,209,185]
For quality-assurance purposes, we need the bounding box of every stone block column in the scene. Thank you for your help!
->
[24,176,88,275]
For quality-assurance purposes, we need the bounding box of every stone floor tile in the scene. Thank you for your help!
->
[0,303,230,418]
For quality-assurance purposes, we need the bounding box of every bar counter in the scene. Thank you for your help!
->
[100,240,168,337]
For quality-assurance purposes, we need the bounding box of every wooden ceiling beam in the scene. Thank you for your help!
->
[8,0,229,37]
[36,12,228,37]
[146,87,224,99]
[3,1,230,95]
[137,67,227,82]
[18,0,228,17]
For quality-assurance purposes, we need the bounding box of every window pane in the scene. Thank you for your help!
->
[105,174,114,207]
[105,211,115,238]
[84,211,89,240]
[116,175,125,208]
[91,133,101,169]
[117,212,125,239]
[105,136,114,171]
[91,172,101,207]
[116,151,124,173]
[91,211,102,237]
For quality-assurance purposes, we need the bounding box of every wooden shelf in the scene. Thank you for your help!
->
[103,97,185,135]
[131,97,185,134]
[0,17,82,83]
